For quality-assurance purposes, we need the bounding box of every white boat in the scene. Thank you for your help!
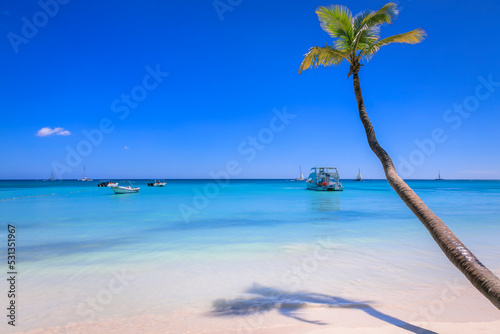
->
[49,171,56,181]
[111,186,140,194]
[97,181,119,187]
[78,165,93,181]
[294,166,305,181]
[111,181,139,194]
[149,180,167,187]
[306,167,343,191]
[353,168,363,181]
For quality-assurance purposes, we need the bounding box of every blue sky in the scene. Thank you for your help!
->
[0,0,499,179]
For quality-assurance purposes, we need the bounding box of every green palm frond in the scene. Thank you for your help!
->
[352,3,397,52]
[335,34,353,51]
[299,2,425,74]
[316,5,353,44]
[362,28,426,59]
[359,2,398,29]
[298,45,350,74]
[352,25,380,54]
[353,9,374,33]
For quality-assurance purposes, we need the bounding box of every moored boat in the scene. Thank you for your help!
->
[98,181,118,187]
[306,167,343,191]
[78,165,93,181]
[294,166,305,181]
[353,168,363,181]
[111,181,139,194]
[148,180,167,187]
[46,171,56,181]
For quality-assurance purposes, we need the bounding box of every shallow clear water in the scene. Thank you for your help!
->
[1,179,500,331]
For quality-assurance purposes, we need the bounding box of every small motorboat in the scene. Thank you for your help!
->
[306,167,343,191]
[97,181,119,187]
[111,181,139,194]
[148,180,167,187]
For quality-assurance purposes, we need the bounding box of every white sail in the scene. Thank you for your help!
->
[78,165,93,181]
[355,169,363,181]
[50,171,55,181]
[295,165,305,181]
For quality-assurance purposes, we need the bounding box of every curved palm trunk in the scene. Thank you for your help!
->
[351,69,500,310]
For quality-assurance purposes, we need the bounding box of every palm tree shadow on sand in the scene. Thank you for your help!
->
[209,284,437,334]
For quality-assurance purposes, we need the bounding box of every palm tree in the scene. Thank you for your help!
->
[299,2,500,309]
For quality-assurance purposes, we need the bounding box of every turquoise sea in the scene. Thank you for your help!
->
[1,179,500,332]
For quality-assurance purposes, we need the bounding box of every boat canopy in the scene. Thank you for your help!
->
[309,167,341,181]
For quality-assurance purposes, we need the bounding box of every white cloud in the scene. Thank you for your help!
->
[123,145,129,150]
[36,127,71,137]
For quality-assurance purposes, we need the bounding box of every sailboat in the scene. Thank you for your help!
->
[44,171,56,181]
[78,165,93,181]
[435,170,443,180]
[295,166,305,181]
[353,168,363,181]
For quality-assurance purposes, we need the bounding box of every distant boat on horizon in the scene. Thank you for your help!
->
[295,166,305,181]
[148,180,167,187]
[353,168,363,182]
[78,165,93,181]
[435,170,443,180]
[44,171,56,181]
